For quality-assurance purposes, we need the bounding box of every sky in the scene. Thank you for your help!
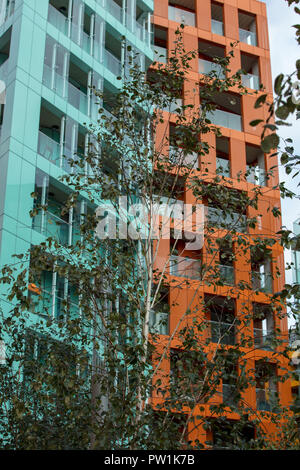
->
[262,0,300,292]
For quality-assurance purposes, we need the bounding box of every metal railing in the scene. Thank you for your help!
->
[168,5,196,27]
[154,45,167,64]
[150,310,169,335]
[252,271,273,294]
[216,156,230,177]
[256,388,279,412]
[199,58,225,78]
[219,265,235,286]
[208,320,236,345]
[170,255,202,280]
[239,28,257,47]
[207,108,243,132]
[242,73,260,90]
[211,19,224,35]
[254,328,276,350]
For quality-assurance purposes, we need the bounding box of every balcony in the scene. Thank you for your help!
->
[38,131,61,168]
[168,5,196,27]
[170,255,202,280]
[67,81,89,114]
[208,320,236,345]
[107,0,123,23]
[169,146,198,169]
[207,109,242,132]
[242,73,260,90]
[149,310,169,335]
[29,288,79,321]
[216,156,230,177]
[207,207,247,233]
[256,388,279,412]
[211,19,224,36]
[154,45,167,64]
[246,165,266,186]
[254,328,276,351]
[219,265,234,286]
[252,271,273,294]
[199,58,225,78]
[32,208,75,246]
[104,49,122,76]
[239,28,257,47]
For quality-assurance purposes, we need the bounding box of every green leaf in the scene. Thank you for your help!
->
[275,105,290,120]
[274,74,284,95]
[250,119,263,127]
[261,134,280,153]
[254,94,268,108]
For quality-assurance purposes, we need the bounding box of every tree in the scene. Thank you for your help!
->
[0,27,296,450]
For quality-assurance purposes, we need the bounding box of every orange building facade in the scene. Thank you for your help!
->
[150,0,292,447]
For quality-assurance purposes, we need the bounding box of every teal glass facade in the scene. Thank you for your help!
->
[0,0,153,318]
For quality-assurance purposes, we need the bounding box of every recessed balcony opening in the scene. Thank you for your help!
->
[206,92,242,131]
[49,0,68,17]
[241,53,260,90]
[107,0,123,23]
[68,59,89,112]
[198,39,225,78]
[102,83,118,117]
[253,303,275,350]
[204,295,236,345]
[255,361,278,412]
[238,10,257,46]
[148,69,183,113]
[251,246,273,294]
[38,106,62,167]
[222,362,239,407]
[211,1,224,35]
[0,27,11,65]
[154,26,167,63]
[216,236,234,286]
[246,144,266,186]
[206,186,247,232]
[168,1,196,27]
[169,123,199,169]
[216,136,230,177]
[104,30,122,76]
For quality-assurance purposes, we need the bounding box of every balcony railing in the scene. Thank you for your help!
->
[29,289,79,321]
[107,0,123,23]
[254,328,276,350]
[150,310,169,335]
[199,58,225,78]
[242,73,260,90]
[48,4,69,35]
[68,81,89,114]
[256,388,279,412]
[246,165,267,186]
[208,320,236,345]
[43,63,66,98]
[211,19,224,35]
[32,209,72,246]
[206,109,243,132]
[38,132,75,173]
[168,5,196,27]
[169,146,198,169]
[216,156,230,177]
[219,265,235,286]
[239,28,257,47]
[154,45,167,64]
[170,255,202,280]
[252,271,273,294]
[207,207,247,233]
[104,49,122,76]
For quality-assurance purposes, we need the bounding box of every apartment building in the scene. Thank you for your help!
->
[151,0,291,447]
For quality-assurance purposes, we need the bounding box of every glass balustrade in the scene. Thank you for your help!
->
[246,165,267,186]
[211,19,224,35]
[219,265,235,286]
[207,207,247,233]
[216,156,230,177]
[29,289,79,321]
[252,271,273,294]
[32,209,71,246]
[154,45,167,64]
[149,310,169,335]
[43,63,66,98]
[67,81,88,114]
[104,49,122,76]
[48,4,69,36]
[239,28,257,46]
[168,5,196,27]
[256,388,278,412]
[199,58,225,78]
[208,320,236,345]
[242,73,260,90]
[207,109,243,132]
[38,132,61,166]
[170,255,202,280]
[107,0,122,22]
[254,328,275,350]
